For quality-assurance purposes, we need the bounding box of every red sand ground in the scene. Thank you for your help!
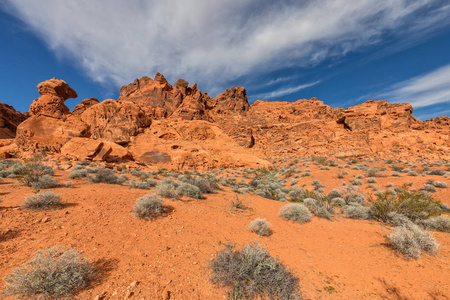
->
[1,163,449,299]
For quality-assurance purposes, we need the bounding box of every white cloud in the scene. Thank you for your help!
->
[379,64,450,108]
[2,0,449,94]
[253,81,321,100]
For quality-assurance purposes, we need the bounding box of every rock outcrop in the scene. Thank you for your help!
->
[30,78,77,118]
[129,120,269,169]
[7,73,450,164]
[72,98,99,116]
[80,99,151,144]
[0,102,27,139]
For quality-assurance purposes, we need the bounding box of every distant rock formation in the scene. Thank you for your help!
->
[0,102,27,139]
[1,73,449,166]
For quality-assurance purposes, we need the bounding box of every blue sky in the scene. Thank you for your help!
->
[1,1,449,120]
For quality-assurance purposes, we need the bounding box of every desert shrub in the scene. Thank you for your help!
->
[69,169,88,179]
[156,178,180,199]
[3,246,94,299]
[288,187,321,202]
[341,188,366,205]
[344,204,370,220]
[128,178,157,190]
[430,169,445,176]
[176,182,203,199]
[31,175,58,190]
[386,223,438,259]
[229,195,250,212]
[0,169,13,178]
[433,181,449,188]
[290,178,298,186]
[130,168,147,177]
[76,160,90,166]
[279,203,312,224]
[20,161,54,187]
[132,194,167,220]
[327,189,342,199]
[88,168,120,184]
[302,198,334,220]
[356,174,365,179]
[369,188,442,222]
[420,184,436,193]
[250,172,286,201]
[248,218,272,236]
[184,175,215,193]
[388,213,413,226]
[408,171,419,176]
[24,191,62,210]
[64,181,73,188]
[331,197,346,206]
[210,243,302,300]
[367,177,377,183]
[417,216,450,233]
[350,179,363,186]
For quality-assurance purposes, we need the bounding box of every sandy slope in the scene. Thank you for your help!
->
[1,164,449,300]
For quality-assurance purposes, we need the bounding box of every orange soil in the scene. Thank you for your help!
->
[1,163,450,299]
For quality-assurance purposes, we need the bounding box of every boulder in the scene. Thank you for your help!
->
[80,99,151,144]
[72,98,100,116]
[60,137,132,162]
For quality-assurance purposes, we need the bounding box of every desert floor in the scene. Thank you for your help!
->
[1,158,450,300]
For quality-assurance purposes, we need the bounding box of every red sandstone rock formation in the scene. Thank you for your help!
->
[0,102,27,139]
[80,99,151,144]
[30,78,77,118]
[4,74,450,163]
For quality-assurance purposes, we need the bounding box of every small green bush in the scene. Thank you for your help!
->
[132,194,167,220]
[130,168,147,177]
[303,198,334,220]
[177,183,203,199]
[433,181,448,188]
[229,195,250,212]
[367,177,377,183]
[350,179,363,186]
[386,223,438,259]
[88,168,120,184]
[20,162,54,187]
[156,178,180,199]
[3,246,95,298]
[68,169,88,179]
[331,197,346,206]
[248,218,272,236]
[128,178,157,190]
[279,203,312,224]
[417,216,450,233]
[24,191,62,210]
[31,175,58,190]
[344,204,370,220]
[210,243,302,300]
[430,169,445,176]
[421,184,436,193]
[369,188,442,222]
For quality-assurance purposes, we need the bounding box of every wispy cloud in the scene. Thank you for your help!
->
[2,0,449,93]
[378,64,450,108]
[253,81,321,100]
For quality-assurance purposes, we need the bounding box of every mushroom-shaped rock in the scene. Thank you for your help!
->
[30,78,78,118]
[37,78,77,100]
